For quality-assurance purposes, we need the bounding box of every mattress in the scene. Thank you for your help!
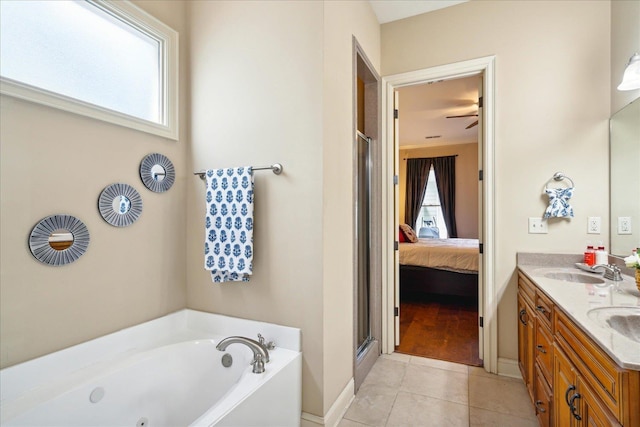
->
[399,238,479,273]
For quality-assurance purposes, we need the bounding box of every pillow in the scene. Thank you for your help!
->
[398,228,406,243]
[399,224,419,243]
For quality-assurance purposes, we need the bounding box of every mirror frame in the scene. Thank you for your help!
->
[28,214,90,266]
[139,153,175,193]
[98,183,143,227]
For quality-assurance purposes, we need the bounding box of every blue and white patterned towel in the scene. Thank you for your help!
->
[543,187,574,219]
[204,167,254,282]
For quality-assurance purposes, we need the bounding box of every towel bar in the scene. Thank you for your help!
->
[194,163,283,180]
[545,172,574,189]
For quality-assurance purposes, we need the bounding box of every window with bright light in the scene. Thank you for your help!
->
[416,166,448,239]
[0,0,178,140]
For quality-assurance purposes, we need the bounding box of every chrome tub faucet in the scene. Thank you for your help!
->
[216,335,272,373]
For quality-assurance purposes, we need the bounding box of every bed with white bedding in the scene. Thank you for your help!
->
[399,238,479,299]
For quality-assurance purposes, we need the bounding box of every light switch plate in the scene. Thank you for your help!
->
[587,217,601,234]
[528,217,548,234]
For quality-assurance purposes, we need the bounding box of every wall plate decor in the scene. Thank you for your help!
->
[139,153,175,193]
[98,183,143,227]
[29,214,90,266]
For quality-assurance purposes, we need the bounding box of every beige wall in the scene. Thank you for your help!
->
[186,0,379,418]
[611,0,640,114]
[399,143,479,239]
[0,1,189,368]
[382,0,611,362]
[322,0,380,415]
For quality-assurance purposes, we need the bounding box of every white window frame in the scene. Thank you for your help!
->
[0,0,179,140]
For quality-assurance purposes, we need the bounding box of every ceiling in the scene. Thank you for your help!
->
[369,0,468,24]
[396,75,481,149]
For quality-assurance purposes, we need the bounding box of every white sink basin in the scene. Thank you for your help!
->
[587,307,640,343]
[543,271,605,284]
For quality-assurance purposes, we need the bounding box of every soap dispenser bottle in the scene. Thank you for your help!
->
[595,242,608,265]
[584,243,595,266]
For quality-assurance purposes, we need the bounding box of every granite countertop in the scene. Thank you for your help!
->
[517,253,640,371]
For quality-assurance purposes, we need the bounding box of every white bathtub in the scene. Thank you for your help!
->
[0,309,302,427]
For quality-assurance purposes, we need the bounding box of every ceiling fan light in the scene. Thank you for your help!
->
[617,53,640,91]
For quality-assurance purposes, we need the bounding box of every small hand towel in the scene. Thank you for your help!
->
[543,187,574,218]
[204,167,254,282]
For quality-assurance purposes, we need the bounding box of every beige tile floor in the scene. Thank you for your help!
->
[338,353,539,427]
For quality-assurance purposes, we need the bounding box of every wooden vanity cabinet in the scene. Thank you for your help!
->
[517,271,640,427]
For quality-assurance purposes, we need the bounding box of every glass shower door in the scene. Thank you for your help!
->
[356,131,372,357]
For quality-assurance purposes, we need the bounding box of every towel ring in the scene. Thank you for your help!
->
[544,172,574,191]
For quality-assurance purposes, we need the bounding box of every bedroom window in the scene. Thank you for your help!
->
[0,0,178,140]
[416,166,448,238]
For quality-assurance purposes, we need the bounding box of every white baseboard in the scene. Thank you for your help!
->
[301,378,355,427]
[497,357,522,380]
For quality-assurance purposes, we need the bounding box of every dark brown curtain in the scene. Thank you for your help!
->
[432,156,457,238]
[404,158,433,229]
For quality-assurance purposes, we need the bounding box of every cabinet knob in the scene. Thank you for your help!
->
[535,400,546,413]
[536,344,547,354]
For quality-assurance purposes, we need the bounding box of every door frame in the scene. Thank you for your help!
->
[380,56,497,373]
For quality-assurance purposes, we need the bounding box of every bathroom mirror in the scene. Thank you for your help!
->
[610,98,640,257]
[29,214,90,266]
[140,153,175,193]
[98,183,143,227]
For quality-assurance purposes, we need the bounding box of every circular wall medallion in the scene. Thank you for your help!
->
[139,153,175,193]
[29,214,90,266]
[98,183,143,227]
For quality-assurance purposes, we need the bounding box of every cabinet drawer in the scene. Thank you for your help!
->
[535,323,553,385]
[534,365,553,427]
[535,291,553,328]
[518,272,536,307]
[554,309,623,419]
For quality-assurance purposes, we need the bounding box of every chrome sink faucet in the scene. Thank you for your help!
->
[216,336,271,373]
[591,264,623,281]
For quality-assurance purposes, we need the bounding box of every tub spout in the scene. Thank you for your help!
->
[216,336,270,373]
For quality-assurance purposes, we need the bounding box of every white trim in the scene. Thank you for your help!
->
[0,0,178,140]
[498,357,523,380]
[381,56,497,373]
[300,378,355,427]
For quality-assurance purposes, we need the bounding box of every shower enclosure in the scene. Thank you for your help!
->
[353,40,381,391]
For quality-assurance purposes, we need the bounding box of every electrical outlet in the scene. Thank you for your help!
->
[528,217,548,234]
[587,216,601,234]
[618,216,632,235]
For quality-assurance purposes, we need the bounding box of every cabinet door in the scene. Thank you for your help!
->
[578,377,622,427]
[554,344,579,427]
[518,293,535,400]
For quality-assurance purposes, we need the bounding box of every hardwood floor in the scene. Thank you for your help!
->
[395,294,483,366]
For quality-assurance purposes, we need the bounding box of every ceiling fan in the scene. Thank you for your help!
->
[446,113,478,129]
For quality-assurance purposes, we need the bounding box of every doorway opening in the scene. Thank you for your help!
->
[395,75,482,366]
[382,56,497,373]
